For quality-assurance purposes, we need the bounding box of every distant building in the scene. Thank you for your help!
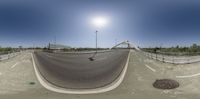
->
[48,43,71,50]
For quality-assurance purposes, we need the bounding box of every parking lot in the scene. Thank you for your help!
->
[0,50,200,99]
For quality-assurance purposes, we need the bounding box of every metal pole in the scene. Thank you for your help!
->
[54,36,57,50]
[156,53,157,60]
[33,44,34,52]
[88,31,98,61]
[96,31,98,53]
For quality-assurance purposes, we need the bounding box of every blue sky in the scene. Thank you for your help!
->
[0,0,200,48]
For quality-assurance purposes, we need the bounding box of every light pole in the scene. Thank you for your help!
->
[89,16,108,61]
[95,30,98,53]
[54,36,57,50]
[89,30,98,61]
[88,30,98,61]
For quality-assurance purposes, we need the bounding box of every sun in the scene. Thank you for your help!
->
[92,17,108,28]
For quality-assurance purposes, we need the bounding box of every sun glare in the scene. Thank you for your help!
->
[92,17,108,28]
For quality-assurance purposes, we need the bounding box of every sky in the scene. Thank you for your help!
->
[0,0,200,48]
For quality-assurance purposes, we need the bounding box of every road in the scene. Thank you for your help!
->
[33,49,130,89]
[1,50,200,99]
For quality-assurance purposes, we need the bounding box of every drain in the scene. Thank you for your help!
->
[29,82,36,85]
[153,79,179,89]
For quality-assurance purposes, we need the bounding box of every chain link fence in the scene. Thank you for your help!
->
[142,51,200,64]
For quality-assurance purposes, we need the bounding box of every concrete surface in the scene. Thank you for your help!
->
[0,50,200,99]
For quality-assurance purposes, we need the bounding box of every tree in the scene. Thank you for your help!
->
[190,44,199,52]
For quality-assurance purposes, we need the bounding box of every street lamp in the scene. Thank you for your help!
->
[89,17,108,61]
[89,30,98,61]
[95,30,98,53]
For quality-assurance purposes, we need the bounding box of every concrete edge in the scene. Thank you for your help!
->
[31,50,131,94]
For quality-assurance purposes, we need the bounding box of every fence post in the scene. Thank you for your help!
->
[162,55,164,63]
[8,52,10,59]
[156,53,157,60]
[149,53,151,59]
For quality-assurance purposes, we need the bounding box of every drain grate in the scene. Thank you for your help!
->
[153,79,179,89]
[29,82,36,85]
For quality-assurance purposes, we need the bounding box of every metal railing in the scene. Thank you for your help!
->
[142,51,200,64]
[0,52,21,61]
